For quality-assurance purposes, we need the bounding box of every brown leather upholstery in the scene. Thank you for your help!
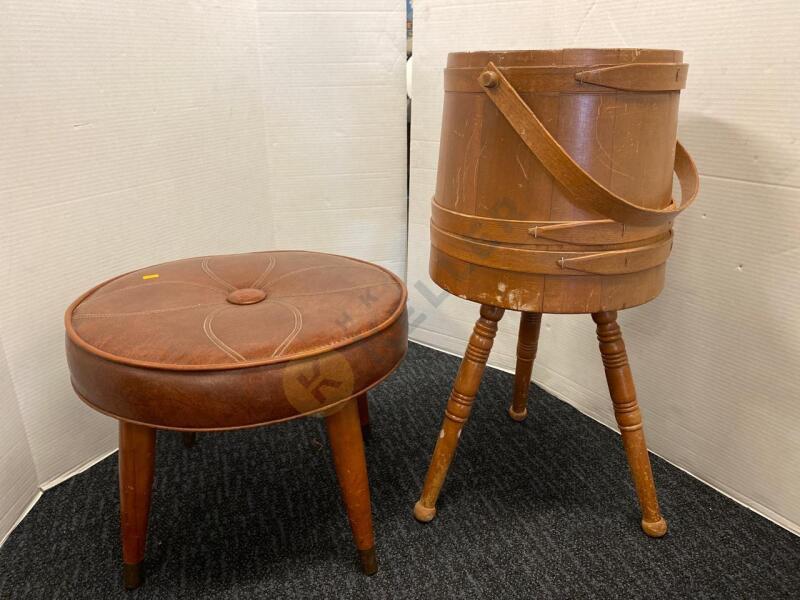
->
[66,251,407,430]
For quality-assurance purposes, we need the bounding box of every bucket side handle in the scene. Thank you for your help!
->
[479,61,699,226]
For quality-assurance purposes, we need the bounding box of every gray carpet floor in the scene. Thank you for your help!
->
[1,342,798,599]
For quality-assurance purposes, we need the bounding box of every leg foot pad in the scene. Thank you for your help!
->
[413,501,436,523]
[507,406,528,422]
[123,562,142,590]
[641,516,668,538]
[358,547,378,575]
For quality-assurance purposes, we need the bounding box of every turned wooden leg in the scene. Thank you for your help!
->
[356,393,370,438]
[508,312,542,421]
[592,311,667,538]
[414,304,504,522]
[325,398,377,575]
[181,432,196,448]
[118,421,156,590]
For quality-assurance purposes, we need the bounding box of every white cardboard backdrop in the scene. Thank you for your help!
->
[407,0,800,534]
[0,0,406,544]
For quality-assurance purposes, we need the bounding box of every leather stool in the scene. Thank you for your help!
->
[65,250,407,589]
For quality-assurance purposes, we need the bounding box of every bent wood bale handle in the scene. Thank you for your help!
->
[479,62,699,226]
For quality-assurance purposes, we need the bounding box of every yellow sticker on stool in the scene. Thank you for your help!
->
[142,274,159,280]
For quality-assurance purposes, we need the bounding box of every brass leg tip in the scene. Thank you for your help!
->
[508,406,528,422]
[413,501,436,523]
[123,562,142,590]
[641,516,668,538]
[358,547,378,575]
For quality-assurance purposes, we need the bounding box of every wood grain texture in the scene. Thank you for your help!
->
[325,399,377,575]
[479,61,698,224]
[118,421,156,590]
[414,305,504,522]
[418,49,683,536]
[509,312,542,421]
[430,48,698,314]
[593,311,667,537]
[575,62,689,91]
[411,5,800,538]
[357,393,369,430]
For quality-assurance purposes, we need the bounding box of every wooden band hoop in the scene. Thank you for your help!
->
[429,222,673,276]
[479,61,699,226]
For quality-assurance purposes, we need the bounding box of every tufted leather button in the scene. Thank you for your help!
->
[226,288,267,305]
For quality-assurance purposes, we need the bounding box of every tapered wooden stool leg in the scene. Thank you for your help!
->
[118,421,156,590]
[592,311,667,538]
[509,312,542,421]
[356,393,370,438]
[325,399,377,575]
[414,304,505,522]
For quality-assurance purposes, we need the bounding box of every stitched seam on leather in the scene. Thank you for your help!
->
[276,309,402,358]
[268,300,303,357]
[73,302,221,319]
[202,306,246,362]
[201,257,237,291]
[260,264,378,290]
[270,281,394,299]
[250,255,277,289]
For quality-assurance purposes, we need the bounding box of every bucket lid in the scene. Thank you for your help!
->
[447,48,682,68]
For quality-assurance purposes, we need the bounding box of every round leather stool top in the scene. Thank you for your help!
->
[66,251,407,430]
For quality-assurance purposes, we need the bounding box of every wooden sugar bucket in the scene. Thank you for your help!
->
[430,49,699,313]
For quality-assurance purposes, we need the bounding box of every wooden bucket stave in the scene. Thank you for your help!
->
[430,48,698,313]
